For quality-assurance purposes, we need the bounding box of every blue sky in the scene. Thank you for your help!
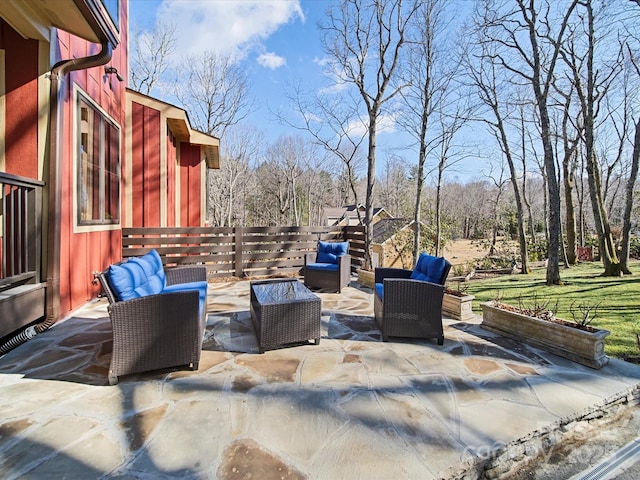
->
[128,1,336,139]
[127,0,480,180]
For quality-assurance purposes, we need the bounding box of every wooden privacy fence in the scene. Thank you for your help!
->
[122,225,366,279]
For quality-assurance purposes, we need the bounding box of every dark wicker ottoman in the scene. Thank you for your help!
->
[249,279,322,353]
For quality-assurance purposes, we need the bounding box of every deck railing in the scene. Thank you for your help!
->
[0,172,44,291]
[122,225,366,279]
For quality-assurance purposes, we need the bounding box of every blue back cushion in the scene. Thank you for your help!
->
[107,250,166,300]
[108,261,147,301]
[410,253,448,284]
[130,249,166,292]
[317,241,349,264]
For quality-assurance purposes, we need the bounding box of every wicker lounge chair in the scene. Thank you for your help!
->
[304,240,351,293]
[374,253,451,344]
[97,250,208,385]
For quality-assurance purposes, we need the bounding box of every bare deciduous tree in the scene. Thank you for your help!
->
[399,0,465,260]
[129,21,177,95]
[477,0,580,285]
[279,80,367,225]
[174,51,254,138]
[208,125,263,227]
[560,0,624,276]
[378,155,413,218]
[320,0,420,268]
[620,42,640,272]
[463,30,532,274]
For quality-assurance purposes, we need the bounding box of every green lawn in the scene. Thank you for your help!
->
[457,260,640,359]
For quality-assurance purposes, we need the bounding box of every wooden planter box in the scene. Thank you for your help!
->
[480,301,610,369]
[357,269,375,289]
[442,292,475,321]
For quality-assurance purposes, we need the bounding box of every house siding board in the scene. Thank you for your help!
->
[1,21,38,179]
[131,101,162,227]
[180,143,202,227]
[131,101,144,226]
[143,105,161,226]
[166,129,176,226]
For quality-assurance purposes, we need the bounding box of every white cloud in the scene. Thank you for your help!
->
[346,113,399,138]
[257,52,287,69]
[157,0,304,61]
[313,56,330,67]
[316,56,350,95]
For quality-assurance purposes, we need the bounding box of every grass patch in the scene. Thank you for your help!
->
[462,260,640,359]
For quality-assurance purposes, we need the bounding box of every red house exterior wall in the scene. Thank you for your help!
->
[130,102,162,227]
[1,20,39,179]
[166,130,177,226]
[1,0,217,329]
[126,92,213,229]
[54,7,128,315]
[180,144,204,227]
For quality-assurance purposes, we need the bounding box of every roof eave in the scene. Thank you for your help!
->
[0,0,119,46]
[127,89,221,169]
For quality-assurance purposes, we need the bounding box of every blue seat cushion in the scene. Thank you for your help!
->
[163,280,208,316]
[317,241,349,264]
[375,282,384,300]
[306,262,339,272]
[410,253,448,285]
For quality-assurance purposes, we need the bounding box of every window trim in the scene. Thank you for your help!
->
[73,85,121,233]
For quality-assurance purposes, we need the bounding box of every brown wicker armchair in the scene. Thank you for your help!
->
[304,240,351,293]
[97,250,208,385]
[374,253,451,345]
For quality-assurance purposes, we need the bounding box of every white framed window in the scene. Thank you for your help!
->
[75,89,120,228]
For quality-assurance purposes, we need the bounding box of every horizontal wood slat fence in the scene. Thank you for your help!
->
[122,225,366,279]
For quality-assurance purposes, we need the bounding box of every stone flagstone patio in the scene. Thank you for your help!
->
[0,279,639,479]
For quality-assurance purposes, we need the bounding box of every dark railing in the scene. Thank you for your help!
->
[0,172,44,291]
[122,225,366,279]
[0,172,46,340]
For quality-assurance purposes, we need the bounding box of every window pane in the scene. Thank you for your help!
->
[91,109,101,220]
[76,93,121,226]
[78,100,99,222]
[105,121,120,222]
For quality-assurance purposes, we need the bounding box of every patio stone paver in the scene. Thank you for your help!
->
[0,279,639,479]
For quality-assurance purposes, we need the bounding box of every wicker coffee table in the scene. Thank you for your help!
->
[249,279,322,353]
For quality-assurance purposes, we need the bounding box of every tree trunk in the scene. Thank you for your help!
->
[620,117,640,273]
[364,113,377,269]
[435,161,443,256]
[413,106,428,264]
[539,107,562,284]
[563,153,578,265]
[582,0,621,277]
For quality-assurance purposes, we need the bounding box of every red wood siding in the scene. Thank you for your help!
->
[130,101,161,227]
[1,4,130,319]
[55,1,128,315]
[166,128,177,226]
[179,143,203,227]
[144,106,161,226]
[0,20,38,179]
